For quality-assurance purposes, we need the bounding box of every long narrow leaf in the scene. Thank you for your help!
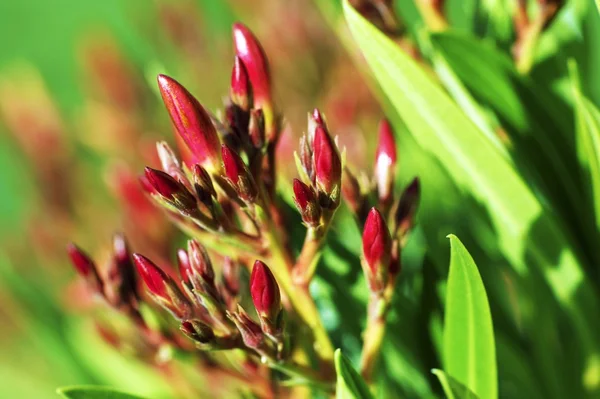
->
[432,369,479,399]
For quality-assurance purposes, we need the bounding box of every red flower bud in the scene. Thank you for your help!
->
[250,260,281,323]
[341,166,364,216]
[293,178,321,227]
[177,248,192,286]
[144,167,198,213]
[229,305,265,350]
[232,23,276,140]
[156,141,181,175]
[230,56,251,111]
[107,233,138,307]
[394,177,420,238]
[133,253,192,319]
[222,257,240,297]
[187,240,215,283]
[375,119,397,204]
[66,243,104,295]
[362,208,392,292]
[221,144,257,202]
[133,253,169,299]
[248,108,265,149]
[157,74,221,171]
[192,164,216,207]
[314,126,341,206]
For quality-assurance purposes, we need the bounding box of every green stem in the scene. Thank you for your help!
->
[359,291,392,382]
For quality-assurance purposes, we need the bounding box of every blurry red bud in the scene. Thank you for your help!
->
[157,74,221,171]
[362,208,392,292]
[394,178,420,238]
[341,166,364,216]
[250,260,281,322]
[230,305,265,350]
[66,243,104,295]
[108,233,138,306]
[192,164,216,206]
[181,320,215,344]
[293,178,321,227]
[248,108,265,149]
[156,141,181,174]
[222,257,240,297]
[230,56,251,111]
[177,248,192,286]
[375,119,397,204]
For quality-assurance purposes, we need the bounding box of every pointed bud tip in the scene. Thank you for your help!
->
[66,243,94,277]
[376,119,397,164]
[132,253,168,298]
[362,208,392,273]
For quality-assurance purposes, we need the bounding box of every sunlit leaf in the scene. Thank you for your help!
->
[432,369,479,399]
[57,386,147,399]
[335,349,373,399]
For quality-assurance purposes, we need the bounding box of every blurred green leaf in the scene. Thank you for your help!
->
[335,349,373,399]
[57,386,147,399]
[571,60,600,231]
[443,235,497,399]
[432,369,479,399]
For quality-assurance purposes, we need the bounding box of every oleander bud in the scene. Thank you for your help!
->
[221,144,258,202]
[133,253,192,319]
[362,208,392,292]
[66,243,104,296]
[230,56,251,111]
[192,164,216,207]
[293,178,321,227]
[250,260,281,325]
[394,177,420,239]
[144,167,198,215]
[157,74,222,172]
[181,320,216,345]
[313,125,342,208]
[374,119,397,205]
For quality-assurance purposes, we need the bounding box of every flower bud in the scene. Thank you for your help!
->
[232,23,276,140]
[362,208,392,292]
[181,320,215,345]
[375,119,397,205]
[230,56,251,111]
[250,260,281,323]
[133,253,192,319]
[308,108,325,145]
[248,108,265,149]
[177,248,192,287]
[106,233,138,307]
[192,164,216,207]
[157,74,221,172]
[66,243,104,296]
[222,257,240,298]
[293,178,321,227]
[156,141,180,175]
[341,166,363,216]
[229,305,265,351]
[221,144,258,202]
[314,126,342,208]
[144,167,198,214]
[187,240,215,284]
[394,177,420,238]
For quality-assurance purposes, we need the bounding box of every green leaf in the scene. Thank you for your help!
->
[57,386,147,399]
[343,6,600,391]
[443,236,497,399]
[432,369,479,399]
[335,349,373,399]
[571,60,600,232]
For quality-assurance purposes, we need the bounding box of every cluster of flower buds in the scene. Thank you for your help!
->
[67,234,142,323]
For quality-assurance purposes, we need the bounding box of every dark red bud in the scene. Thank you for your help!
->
[133,253,169,299]
[394,178,420,237]
[314,126,342,203]
[157,74,221,171]
[221,144,257,201]
[293,178,321,227]
[109,233,138,305]
[230,305,264,349]
[67,243,104,294]
[144,167,198,212]
[232,23,272,115]
[192,164,216,206]
[362,208,392,291]
[250,260,281,321]
[230,56,251,111]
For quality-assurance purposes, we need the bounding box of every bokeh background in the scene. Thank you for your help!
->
[2,0,600,398]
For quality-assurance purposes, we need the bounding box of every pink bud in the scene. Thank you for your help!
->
[230,305,265,350]
[250,260,281,321]
[157,74,221,171]
[362,208,392,291]
[314,126,341,204]
[177,248,192,286]
[293,178,321,227]
[375,119,397,203]
[187,240,215,283]
[221,144,257,202]
[230,56,251,111]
